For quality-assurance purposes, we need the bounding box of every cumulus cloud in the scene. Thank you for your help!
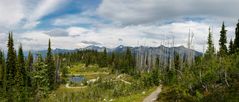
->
[81,40,102,45]
[0,0,24,30]
[0,0,67,30]
[20,37,34,41]
[23,0,67,29]
[44,28,69,37]
[1,20,233,52]
[98,0,239,25]
[60,21,218,51]
[0,33,8,50]
[67,27,91,37]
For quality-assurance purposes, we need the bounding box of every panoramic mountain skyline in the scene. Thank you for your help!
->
[0,0,239,52]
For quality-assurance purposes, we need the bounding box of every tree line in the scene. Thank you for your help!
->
[0,33,58,101]
[59,47,136,76]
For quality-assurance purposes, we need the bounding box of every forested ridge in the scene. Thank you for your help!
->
[0,21,239,102]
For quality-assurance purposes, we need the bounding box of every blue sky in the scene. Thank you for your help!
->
[24,0,102,30]
[0,0,239,52]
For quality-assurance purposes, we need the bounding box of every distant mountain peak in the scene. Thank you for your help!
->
[118,45,124,48]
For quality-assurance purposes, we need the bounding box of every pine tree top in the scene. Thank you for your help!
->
[206,27,215,56]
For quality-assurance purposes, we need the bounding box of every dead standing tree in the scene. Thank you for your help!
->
[187,29,195,67]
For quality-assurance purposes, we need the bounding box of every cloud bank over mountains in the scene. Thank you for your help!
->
[0,0,238,52]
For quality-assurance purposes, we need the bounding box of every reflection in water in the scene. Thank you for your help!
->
[69,76,85,83]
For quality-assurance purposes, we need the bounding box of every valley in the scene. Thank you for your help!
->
[42,63,159,102]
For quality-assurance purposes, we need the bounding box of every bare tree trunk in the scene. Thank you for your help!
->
[55,55,61,84]
[224,71,229,87]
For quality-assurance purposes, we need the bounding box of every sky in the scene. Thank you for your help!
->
[0,0,239,52]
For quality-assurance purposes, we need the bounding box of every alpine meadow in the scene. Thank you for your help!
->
[1,0,239,102]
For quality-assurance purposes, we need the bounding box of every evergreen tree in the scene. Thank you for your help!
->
[26,51,33,87]
[45,39,56,90]
[219,22,228,56]
[6,32,17,101]
[33,54,49,101]
[229,39,234,54]
[234,20,239,51]
[15,44,26,87]
[14,44,28,101]
[205,28,215,57]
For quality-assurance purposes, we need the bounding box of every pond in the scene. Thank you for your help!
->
[69,76,85,83]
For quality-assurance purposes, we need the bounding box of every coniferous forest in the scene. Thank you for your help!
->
[0,20,239,102]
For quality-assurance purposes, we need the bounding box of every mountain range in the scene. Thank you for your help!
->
[30,45,202,58]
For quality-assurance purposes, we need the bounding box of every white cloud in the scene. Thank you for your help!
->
[23,0,67,29]
[64,21,215,51]
[0,0,24,30]
[0,0,67,30]
[17,31,50,50]
[23,21,41,29]
[1,20,233,52]
[81,40,102,45]
[0,33,8,50]
[67,27,91,37]
[44,28,69,37]
[52,10,108,27]
[98,0,239,25]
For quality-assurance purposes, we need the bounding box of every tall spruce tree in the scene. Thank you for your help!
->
[14,44,27,102]
[15,44,24,89]
[229,39,234,54]
[205,27,215,57]
[6,33,17,83]
[6,32,17,101]
[234,20,239,51]
[46,39,56,90]
[26,51,33,87]
[16,44,26,86]
[219,22,228,56]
